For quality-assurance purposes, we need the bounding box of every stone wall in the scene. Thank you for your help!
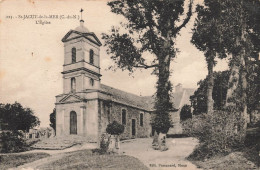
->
[98,100,152,140]
[168,111,183,134]
[56,99,99,142]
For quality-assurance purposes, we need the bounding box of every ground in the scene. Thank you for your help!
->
[11,149,148,170]
[121,137,200,170]
[2,137,200,169]
[190,152,257,170]
[2,136,257,169]
[37,150,148,170]
[0,152,50,170]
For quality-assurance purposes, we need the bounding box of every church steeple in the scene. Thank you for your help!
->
[61,10,102,94]
[75,9,90,33]
[80,8,84,22]
[75,20,89,33]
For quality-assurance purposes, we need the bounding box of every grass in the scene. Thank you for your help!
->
[38,149,149,170]
[190,151,258,170]
[0,152,50,169]
[187,133,260,170]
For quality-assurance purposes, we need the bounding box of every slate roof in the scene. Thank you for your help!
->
[100,84,195,112]
[100,84,153,111]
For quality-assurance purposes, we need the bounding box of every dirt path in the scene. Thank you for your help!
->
[121,137,201,170]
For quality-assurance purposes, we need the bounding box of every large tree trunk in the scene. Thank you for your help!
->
[206,51,215,114]
[153,35,172,151]
[240,16,248,129]
[158,132,168,151]
[240,53,248,129]
[152,130,159,146]
[225,54,240,107]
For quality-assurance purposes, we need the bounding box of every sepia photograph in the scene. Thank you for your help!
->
[0,0,259,169]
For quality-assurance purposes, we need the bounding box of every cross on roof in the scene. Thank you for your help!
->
[80,8,84,21]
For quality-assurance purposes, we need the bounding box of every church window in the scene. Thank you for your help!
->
[121,109,126,125]
[107,108,111,123]
[89,49,94,64]
[71,77,76,92]
[72,47,76,63]
[90,78,94,86]
[140,113,144,127]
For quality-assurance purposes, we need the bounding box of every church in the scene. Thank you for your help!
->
[55,19,194,143]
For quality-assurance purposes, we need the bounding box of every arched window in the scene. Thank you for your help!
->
[89,49,94,64]
[140,113,144,127]
[90,78,94,86]
[71,77,76,92]
[122,109,126,125]
[72,47,76,63]
[70,111,77,134]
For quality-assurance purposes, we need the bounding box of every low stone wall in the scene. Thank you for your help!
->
[22,128,55,139]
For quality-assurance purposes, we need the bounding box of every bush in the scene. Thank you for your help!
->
[0,131,28,153]
[182,111,246,160]
[106,121,124,135]
[99,133,109,153]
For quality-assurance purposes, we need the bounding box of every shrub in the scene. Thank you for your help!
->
[182,111,246,160]
[99,133,110,153]
[106,121,124,135]
[0,131,28,153]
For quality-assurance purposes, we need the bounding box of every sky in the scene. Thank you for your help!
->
[0,0,228,127]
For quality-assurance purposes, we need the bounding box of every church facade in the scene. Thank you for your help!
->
[55,20,194,143]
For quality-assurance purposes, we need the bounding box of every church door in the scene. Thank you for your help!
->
[131,119,136,136]
[70,111,77,134]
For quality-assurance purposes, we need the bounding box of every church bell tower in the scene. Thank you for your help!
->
[61,18,102,94]
[55,11,102,139]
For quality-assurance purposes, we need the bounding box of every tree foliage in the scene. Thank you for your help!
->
[190,71,229,115]
[191,0,259,117]
[191,0,227,114]
[103,0,193,134]
[106,121,124,135]
[180,104,192,122]
[49,108,56,132]
[0,131,28,153]
[191,68,259,117]
[0,102,40,132]
[207,0,260,110]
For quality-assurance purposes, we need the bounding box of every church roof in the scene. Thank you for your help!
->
[100,84,195,112]
[100,84,153,111]
[61,30,102,47]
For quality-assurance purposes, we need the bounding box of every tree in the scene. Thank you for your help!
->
[190,71,229,115]
[106,121,125,153]
[190,68,259,119]
[247,58,260,122]
[106,121,125,135]
[216,0,259,130]
[180,104,192,122]
[191,0,226,114]
[102,0,193,150]
[0,102,40,132]
[192,0,259,130]
[49,108,56,132]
